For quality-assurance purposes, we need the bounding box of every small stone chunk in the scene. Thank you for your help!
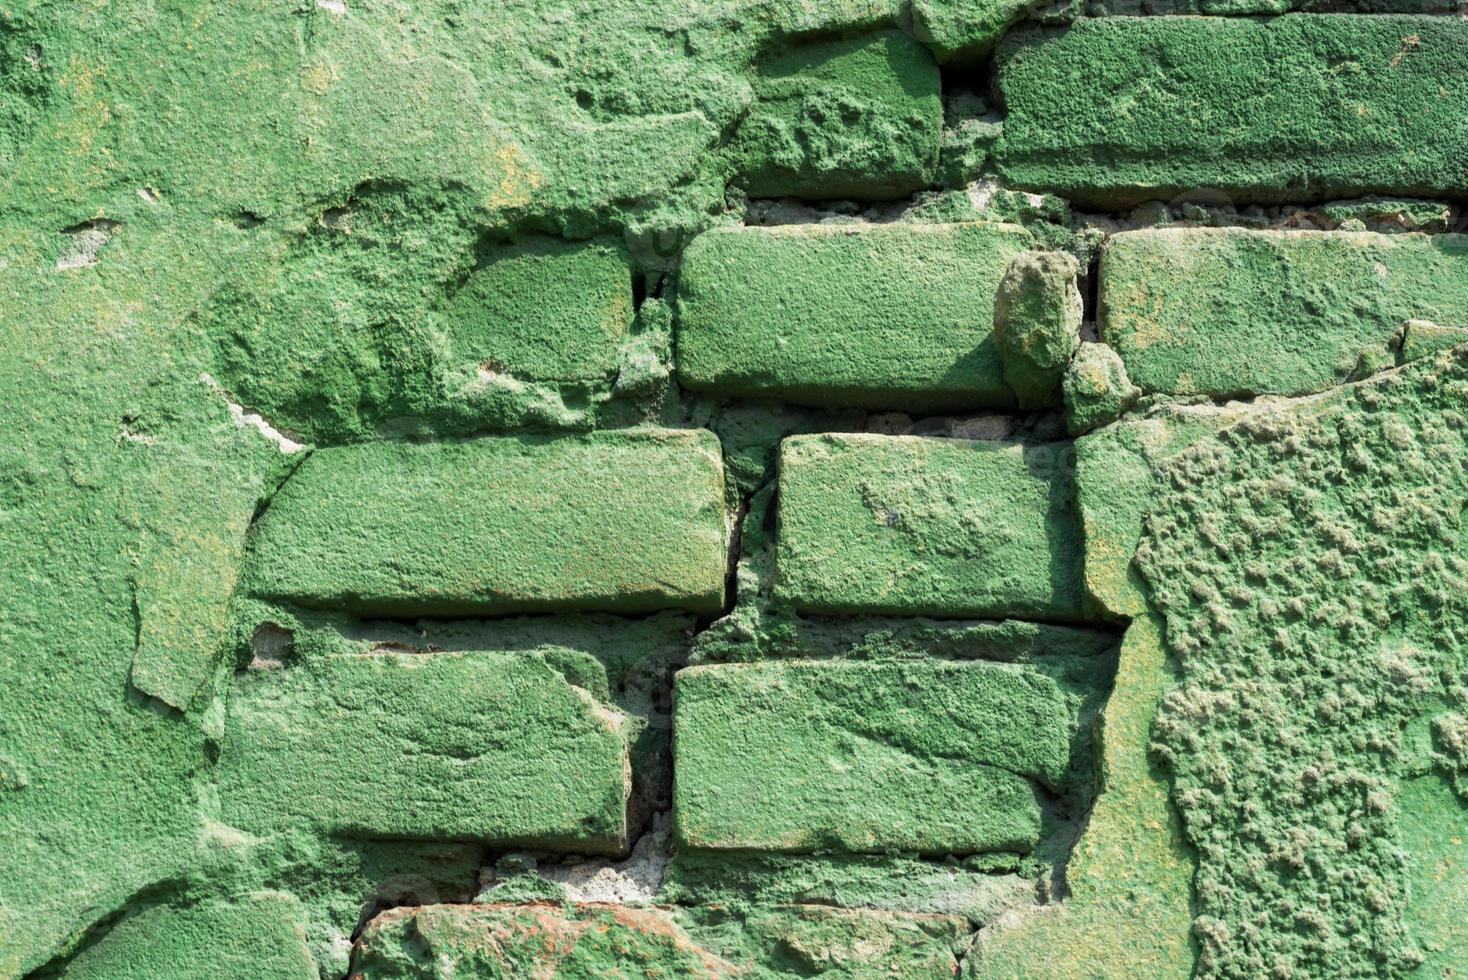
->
[910,0,1048,63]
[445,237,633,383]
[1400,319,1468,364]
[1063,342,1140,436]
[993,249,1082,408]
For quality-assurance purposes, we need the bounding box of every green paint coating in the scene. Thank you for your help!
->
[1062,342,1139,437]
[219,651,630,851]
[775,433,1086,620]
[1101,228,1468,398]
[992,249,1081,409]
[674,657,1106,854]
[731,31,941,201]
[677,221,1032,411]
[243,429,727,617]
[1139,349,1468,975]
[445,237,633,383]
[995,15,1468,206]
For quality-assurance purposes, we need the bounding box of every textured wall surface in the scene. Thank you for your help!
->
[1,2,1465,978]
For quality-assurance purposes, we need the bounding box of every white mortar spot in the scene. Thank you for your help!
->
[316,0,346,14]
[197,373,306,454]
[55,220,120,271]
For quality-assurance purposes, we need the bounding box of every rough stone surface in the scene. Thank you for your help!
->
[1100,228,1468,398]
[1139,350,1468,975]
[1062,342,1139,436]
[243,429,727,616]
[971,615,1195,978]
[675,656,1109,855]
[677,221,1033,411]
[220,650,630,850]
[995,16,1468,206]
[351,903,734,979]
[992,249,1082,408]
[1074,400,1258,619]
[910,0,1049,63]
[730,30,941,201]
[775,433,1086,620]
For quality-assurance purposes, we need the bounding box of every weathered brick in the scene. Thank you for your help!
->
[1100,228,1468,398]
[242,429,727,616]
[352,903,733,978]
[774,433,1085,620]
[674,658,1087,854]
[730,30,941,200]
[219,651,630,851]
[676,222,1033,410]
[994,16,1468,206]
[445,237,633,383]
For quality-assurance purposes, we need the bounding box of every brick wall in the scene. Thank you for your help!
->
[5,3,1468,979]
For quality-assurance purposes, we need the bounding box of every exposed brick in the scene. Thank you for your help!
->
[1100,228,1468,398]
[730,30,941,200]
[445,237,633,383]
[219,651,631,851]
[774,433,1085,620]
[242,429,727,616]
[676,222,1033,410]
[351,903,734,978]
[994,16,1468,206]
[673,658,1091,854]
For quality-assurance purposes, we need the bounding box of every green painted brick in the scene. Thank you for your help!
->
[444,237,633,383]
[673,658,1080,855]
[994,15,1468,206]
[775,433,1086,620]
[352,903,734,978]
[1100,228,1468,398]
[219,651,630,851]
[242,429,727,616]
[731,30,941,201]
[676,222,1033,411]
